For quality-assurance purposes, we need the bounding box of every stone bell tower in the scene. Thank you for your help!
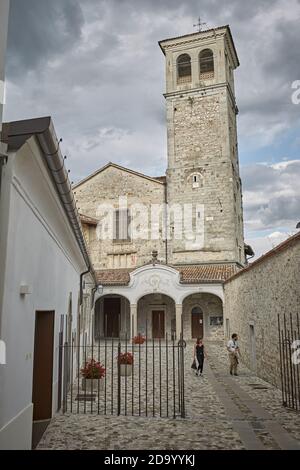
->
[159,25,245,266]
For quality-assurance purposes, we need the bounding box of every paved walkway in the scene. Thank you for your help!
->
[38,342,300,450]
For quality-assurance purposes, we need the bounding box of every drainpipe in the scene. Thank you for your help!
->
[80,269,91,306]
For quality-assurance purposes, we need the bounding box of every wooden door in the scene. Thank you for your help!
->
[191,309,203,338]
[152,310,165,338]
[32,311,55,421]
[104,298,121,338]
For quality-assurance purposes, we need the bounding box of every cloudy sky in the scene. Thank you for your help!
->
[4,0,300,259]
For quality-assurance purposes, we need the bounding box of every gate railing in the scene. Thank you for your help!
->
[278,313,300,411]
[58,318,186,419]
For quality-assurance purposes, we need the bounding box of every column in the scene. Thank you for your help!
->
[130,304,138,339]
[175,304,183,340]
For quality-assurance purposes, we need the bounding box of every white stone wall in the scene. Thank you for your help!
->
[0,138,91,449]
[224,236,300,387]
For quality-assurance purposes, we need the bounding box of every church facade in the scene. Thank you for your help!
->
[74,25,245,341]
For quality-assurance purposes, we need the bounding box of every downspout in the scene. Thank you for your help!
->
[80,269,91,306]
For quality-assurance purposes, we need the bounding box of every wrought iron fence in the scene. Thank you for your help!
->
[278,313,300,411]
[58,317,186,419]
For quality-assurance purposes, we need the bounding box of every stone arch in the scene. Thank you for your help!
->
[137,293,176,340]
[95,294,130,339]
[182,293,224,340]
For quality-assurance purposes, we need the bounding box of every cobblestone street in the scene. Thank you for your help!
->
[38,342,300,450]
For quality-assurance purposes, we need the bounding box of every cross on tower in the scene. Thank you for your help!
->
[193,17,207,32]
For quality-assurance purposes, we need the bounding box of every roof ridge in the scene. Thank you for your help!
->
[73,162,165,189]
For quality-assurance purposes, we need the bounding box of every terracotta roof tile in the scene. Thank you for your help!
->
[95,263,239,286]
[176,263,238,283]
[96,269,133,286]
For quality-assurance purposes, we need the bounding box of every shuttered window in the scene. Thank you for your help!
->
[113,209,131,241]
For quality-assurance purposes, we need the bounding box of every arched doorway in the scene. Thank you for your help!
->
[183,293,223,340]
[95,294,130,339]
[137,294,176,339]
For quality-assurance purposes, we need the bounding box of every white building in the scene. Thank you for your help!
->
[0,117,96,449]
[0,0,10,156]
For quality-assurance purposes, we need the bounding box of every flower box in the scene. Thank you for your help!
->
[81,377,104,392]
[118,352,133,376]
[119,364,133,377]
[81,358,106,393]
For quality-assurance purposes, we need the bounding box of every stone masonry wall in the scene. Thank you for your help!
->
[224,235,300,388]
[74,165,165,270]
[166,89,242,264]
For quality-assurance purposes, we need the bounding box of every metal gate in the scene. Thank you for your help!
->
[58,318,186,419]
[278,313,300,411]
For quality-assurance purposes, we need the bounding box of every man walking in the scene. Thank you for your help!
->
[227,333,240,376]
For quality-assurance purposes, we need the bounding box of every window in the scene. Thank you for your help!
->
[190,172,203,188]
[113,209,131,242]
[210,316,223,326]
[177,54,192,84]
[199,49,214,77]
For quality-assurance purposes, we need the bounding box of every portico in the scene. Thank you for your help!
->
[94,263,226,340]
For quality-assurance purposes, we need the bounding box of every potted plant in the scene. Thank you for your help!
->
[132,334,146,345]
[81,358,106,392]
[118,352,134,376]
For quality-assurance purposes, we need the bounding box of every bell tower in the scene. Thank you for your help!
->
[159,25,245,265]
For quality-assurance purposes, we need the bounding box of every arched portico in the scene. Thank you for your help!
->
[182,293,224,340]
[94,264,225,340]
[94,294,130,339]
[137,294,176,340]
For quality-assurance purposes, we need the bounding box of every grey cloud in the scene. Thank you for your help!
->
[7,0,84,75]
[241,161,300,231]
[4,0,300,216]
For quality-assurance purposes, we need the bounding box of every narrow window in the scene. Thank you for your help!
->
[177,54,192,84]
[199,49,214,78]
[113,209,131,242]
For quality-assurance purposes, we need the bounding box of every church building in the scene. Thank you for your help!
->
[74,25,246,341]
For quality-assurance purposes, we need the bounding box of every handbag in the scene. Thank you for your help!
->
[191,359,197,370]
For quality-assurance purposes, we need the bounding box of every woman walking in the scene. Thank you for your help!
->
[194,338,207,376]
